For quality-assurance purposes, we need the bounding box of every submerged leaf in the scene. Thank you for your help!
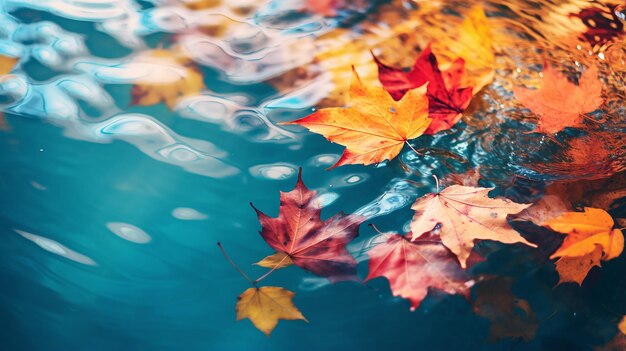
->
[526,132,626,181]
[283,68,430,168]
[131,48,204,109]
[473,278,538,341]
[236,286,307,336]
[513,64,604,134]
[365,231,470,310]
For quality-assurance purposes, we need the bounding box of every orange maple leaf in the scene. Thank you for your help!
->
[283,67,430,168]
[545,207,624,260]
[543,207,624,285]
[410,185,535,268]
[513,64,604,134]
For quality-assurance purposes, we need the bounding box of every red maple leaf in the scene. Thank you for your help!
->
[251,169,362,282]
[365,231,471,310]
[373,45,474,134]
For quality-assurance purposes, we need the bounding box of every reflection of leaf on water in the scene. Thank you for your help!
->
[596,316,626,351]
[130,48,204,109]
[513,64,604,134]
[570,3,624,50]
[527,132,626,181]
[473,277,538,341]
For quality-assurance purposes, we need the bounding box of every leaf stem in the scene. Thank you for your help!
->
[433,174,440,193]
[217,242,256,286]
[369,223,385,235]
[404,140,422,158]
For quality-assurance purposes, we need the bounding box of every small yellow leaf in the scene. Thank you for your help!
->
[236,286,307,336]
[619,316,626,335]
[254,252,294,269]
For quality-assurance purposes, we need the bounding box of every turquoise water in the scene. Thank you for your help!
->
[0,1,625,350]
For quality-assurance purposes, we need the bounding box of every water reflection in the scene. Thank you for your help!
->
[15,230,97,266]
[106,222,152,244]
[172,207,208,220]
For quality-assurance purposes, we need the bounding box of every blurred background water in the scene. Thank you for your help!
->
[0,0,625,350]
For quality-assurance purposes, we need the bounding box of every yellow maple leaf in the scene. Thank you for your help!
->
[283,67,430,168]
[254,252,294,269]
[546,207,624,260]
[130,48,204,109]
[236,286,307,336]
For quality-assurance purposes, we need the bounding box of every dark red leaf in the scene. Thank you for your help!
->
[252,169,362,282]
[373,45,474,134]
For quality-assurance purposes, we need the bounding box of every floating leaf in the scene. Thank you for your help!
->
[545,207,624,260]
[236,286,307,336]
[283,67,430,168]
[411,185,534,268]
[251,169,362,281]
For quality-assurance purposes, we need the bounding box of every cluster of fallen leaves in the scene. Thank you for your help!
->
[229,168,624,338]
[216,4,626,342]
